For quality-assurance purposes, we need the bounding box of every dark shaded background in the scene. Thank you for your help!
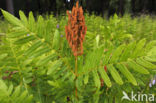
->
[0,0,156,17]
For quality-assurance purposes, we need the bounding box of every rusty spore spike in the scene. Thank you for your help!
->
[65,1,87,56]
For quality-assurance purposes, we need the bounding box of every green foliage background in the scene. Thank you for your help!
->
[0,10,156,103]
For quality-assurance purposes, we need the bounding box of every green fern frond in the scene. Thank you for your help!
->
[80,39,156,88]
[0,79,33,103]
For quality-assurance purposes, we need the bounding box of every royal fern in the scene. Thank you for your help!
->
[0,9,156,103]
[0,79,33,103]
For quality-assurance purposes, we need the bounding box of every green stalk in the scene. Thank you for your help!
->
[75,56,78,99]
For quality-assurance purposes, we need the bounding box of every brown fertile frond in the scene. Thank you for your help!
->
[65,1,87,56]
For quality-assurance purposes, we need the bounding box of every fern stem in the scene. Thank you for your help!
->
[37,79,42,103]
[75,56,78,99]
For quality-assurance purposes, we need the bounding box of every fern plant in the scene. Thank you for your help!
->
[0,9,156,103]
[0,79,33,103]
